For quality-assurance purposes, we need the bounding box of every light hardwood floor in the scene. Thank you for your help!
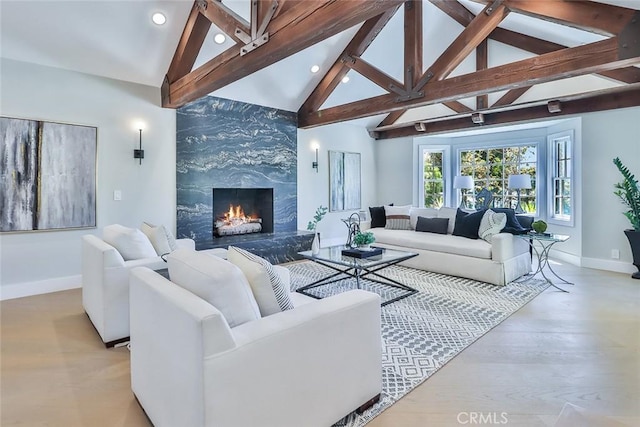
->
[2,261,639,426]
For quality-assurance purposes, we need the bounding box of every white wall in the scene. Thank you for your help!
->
[581,107,640,273]
[0,59,176,298]
[297,123,377,245]
[374,136,414,205]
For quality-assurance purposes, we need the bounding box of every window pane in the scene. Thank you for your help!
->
[488,149,503,164]
[474,150,487,165]
[558,160,565,176]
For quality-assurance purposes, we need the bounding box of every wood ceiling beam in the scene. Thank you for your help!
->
[404,0,423,88]
[373,84,640,139]
[377,110,406,127]
[164,0,404,109]
[376,0,508,128]
[299,37,640,127]
[444,101,473,113]
[474,0,638,37]
[476,39,488,109]
[298,6,401,115]
[198,0,250,45]
[430,0,640,85]
[344,56,404,93]
[165,2,211,84]
[492,86,531,107]
[418,1,509,86]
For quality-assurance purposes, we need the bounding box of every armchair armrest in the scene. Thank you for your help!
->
[206,290,382,427]
[176,238,195,250]
[491,233,529,262]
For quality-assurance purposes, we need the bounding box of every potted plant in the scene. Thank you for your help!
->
[307,206,328,254]
[353,231,376,250]
[613,157,640,279]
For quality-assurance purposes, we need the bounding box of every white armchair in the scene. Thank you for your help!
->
[129,267,383,427]
[81,233,194,347]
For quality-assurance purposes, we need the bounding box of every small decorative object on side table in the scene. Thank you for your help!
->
[518,232,572,292]
[307,205,328,255]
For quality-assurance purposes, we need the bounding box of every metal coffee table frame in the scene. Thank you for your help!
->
[297,246,419,306]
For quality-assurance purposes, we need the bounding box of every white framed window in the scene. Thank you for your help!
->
[548,130,573,225]
[458,145,537,213]
[419,146,448,208]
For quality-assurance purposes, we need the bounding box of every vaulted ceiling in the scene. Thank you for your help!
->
[163,0,640,139]
[2,0,639,139]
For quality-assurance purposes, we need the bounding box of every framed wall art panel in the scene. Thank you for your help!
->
[329,150,361,212]
[0,117,97,232]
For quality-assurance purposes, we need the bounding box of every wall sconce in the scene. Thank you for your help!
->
[133,128,144,164]
[312,147,319,172]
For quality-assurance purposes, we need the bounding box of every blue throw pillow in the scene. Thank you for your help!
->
[452,209,486,239]
[490,208,528,234]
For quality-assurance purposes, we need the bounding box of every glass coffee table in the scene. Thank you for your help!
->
[297,245,418,306]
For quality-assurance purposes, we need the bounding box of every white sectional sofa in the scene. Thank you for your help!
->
[365,207,532,286]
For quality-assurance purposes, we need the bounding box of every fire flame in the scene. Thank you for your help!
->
[222,204,256,224]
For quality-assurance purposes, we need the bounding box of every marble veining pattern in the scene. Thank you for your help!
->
[176,96,297,241]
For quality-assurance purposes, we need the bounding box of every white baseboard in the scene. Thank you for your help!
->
[548,249,582,267]
[581,257,636,275]
[0,275,81,301]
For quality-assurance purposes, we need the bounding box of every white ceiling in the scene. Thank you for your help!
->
[1,0,639,128]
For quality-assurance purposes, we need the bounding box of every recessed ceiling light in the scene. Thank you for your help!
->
[214,33,226,44]
[341,76,350,83]
[152,12,166,25]
[310,65,320,73]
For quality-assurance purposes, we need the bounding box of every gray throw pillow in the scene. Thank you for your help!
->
[416,217,449,234]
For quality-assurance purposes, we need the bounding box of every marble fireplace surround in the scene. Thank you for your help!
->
[176,95,311,263]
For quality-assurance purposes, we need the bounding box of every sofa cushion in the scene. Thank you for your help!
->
[227,246,294,316]
[103,224,157,261]
[437,207,458,234]
[478,210,507,242]
[452,209,486,239]
[370,228,492,259]
[416,217,449,234]
[409,207,438,229]
[167,248,261,328]
[384,205,411,230]
[369,206,387,228]
[490,208,528,234]
[141,222,177,256]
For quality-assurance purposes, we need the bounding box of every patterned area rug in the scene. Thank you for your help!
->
[285,261,549,427]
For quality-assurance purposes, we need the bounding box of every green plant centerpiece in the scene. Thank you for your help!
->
[531,220,548,234]
[307,206,328,232]
[613,157,640,279]
[353,231,375,249]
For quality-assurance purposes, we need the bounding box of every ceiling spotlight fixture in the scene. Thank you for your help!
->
[342,76,350,84]
[152,12,166,25]
[415,122,427,132]
[214,33,226,44]
[471,112,485,124]
[310,65,320,73]
[547,100,562,113]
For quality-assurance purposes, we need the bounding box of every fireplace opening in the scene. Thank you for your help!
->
[212,188,274,237]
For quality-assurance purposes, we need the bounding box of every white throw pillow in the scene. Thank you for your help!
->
[167,248,260,328]
[227,246,294,317]
[384,205,412,230]
[479,209,507,243]
[103,224,157,261]
[409,207,438,230]
[140,222,177,256]
[437,207,458,234]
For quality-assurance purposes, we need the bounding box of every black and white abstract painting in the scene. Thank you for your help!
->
[329,151,361,212]
[0,117,97,232]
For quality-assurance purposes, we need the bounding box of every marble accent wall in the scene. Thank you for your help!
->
[176,96,297,241]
